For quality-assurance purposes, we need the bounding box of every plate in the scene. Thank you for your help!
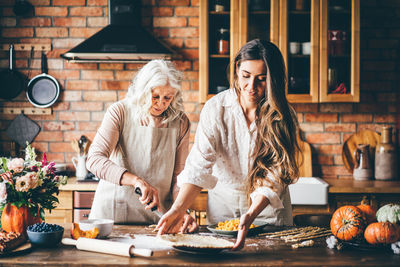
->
[172,245,229,254]
[342,241,391,251]
[342,130,380,172]
[0,242,32,257]
[207,220,277,237]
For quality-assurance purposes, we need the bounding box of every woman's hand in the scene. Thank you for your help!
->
[232,213,254,251]
[134,178,160,212]
[181,213,199,233]
[156,208,186,234]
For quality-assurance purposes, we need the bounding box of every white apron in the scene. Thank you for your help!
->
[207,182,293,226]
[89,101,179,224]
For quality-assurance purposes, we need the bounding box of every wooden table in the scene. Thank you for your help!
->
[0,225,398,266]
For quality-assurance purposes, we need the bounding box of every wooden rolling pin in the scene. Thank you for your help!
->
[62,238,153,257]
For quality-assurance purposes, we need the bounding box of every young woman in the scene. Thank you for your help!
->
[157,39,300,249]
[86,60,197,231]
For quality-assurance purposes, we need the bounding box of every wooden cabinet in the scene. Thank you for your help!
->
[199,0,360,103]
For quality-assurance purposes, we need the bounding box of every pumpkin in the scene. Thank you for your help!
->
[357,198,377,224]
[376,204,400,225]
[0,203,41,235]
[70,223,99,240]
[364,222,400,245]
[330,205,367,241]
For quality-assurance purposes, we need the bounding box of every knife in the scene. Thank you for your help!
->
[134,187,164,218]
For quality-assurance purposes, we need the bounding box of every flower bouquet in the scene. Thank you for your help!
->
[0,144,67,233]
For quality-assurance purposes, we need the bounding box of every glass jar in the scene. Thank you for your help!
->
[217,28,229,55]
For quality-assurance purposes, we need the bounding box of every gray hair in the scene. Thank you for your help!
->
[125,60,185,124]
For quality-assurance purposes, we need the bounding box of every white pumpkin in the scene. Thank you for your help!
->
[376,204,400,224]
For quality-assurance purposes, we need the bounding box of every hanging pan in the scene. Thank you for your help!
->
[0,44,26,100]
[27,52,60,108]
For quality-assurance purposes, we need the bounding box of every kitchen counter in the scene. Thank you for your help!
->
[62,177,400,193]
[0,225,398,266]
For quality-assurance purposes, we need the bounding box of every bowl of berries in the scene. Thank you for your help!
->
[27,222,64,247]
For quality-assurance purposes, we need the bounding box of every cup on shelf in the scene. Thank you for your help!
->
[289,42,301,55]
[302,42,311,55]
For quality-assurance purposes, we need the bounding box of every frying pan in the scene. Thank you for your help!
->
[0,45,26,100]
[27,52,60,108]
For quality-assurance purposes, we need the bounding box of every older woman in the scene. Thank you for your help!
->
[87,60,196,230]
[157,39,300,249]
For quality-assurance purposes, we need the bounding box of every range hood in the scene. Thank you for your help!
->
[61,0,175,63]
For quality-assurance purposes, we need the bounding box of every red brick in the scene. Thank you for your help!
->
[306,133,340,144]
[183,102,196,113]
[91,111,106,121]
[170,28,199,38]
[83,91,117,102]
[45,153,65,163]
[304,113,337,123]
[187,113,200,123]
[59,111,90,121]
[316,145,342,155]
[175,7,198,16]
[30,142,49,153]
[54,17,86,27]
[316,155,334,165]
[49,142,75,153]
[159,0,190,6]
[165,38,184,48]
[64,131,97,142]
[19,17,51,27]
[115,71,135,80]
[191,81,199,91]
[173,60,192,71]
[191,0,199,6]
[321,165,351,176]
[297,113,303,123]
[299,123,324,132]
[153,28,169,38]
[77,122,101,131]
[36,27,68,38]
[188,17,199,27]
[341,114,373,122]
[49,70,80,80]
[2,28,33,37]
[67,80,99,90]
[181,81,190,91]
[183,91,199,102]
[101,81,131,90]
[184,39,199,48]
[375,114,396,123]
[291,103,318,113]
[29,0,50,5]
[0,17,16,27]
[52,38,84,49]
[70,7,103,16]
[47,59,64,69]
[44,121,75,131]
[65,62,97,70]
[125,63,146,70]
[152,7,173,16]
[61,91,82,101]
[99,63,124,70]
[53,0,85,6]
[81,70,114,80]
[70,102,104,111]
[333,155,344,165]
[319,103,353,113]
[88,17,108,27]
[154,17,187,27]
[70,27,102,38]
[35,131,63,142]
[87,0,107,5]
[325,123,356,132]
[35,7,68,16]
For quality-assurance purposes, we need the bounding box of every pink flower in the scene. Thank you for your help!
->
[15,172,39,192]
[7,158,25,173]
[41,152,48,166]
[0,182,7,203]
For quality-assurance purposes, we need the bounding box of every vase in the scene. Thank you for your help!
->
[353,144,373,180]
[375,126,397,180]
[0,203,41,236]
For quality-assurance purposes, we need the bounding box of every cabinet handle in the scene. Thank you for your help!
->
[83,214,89,218]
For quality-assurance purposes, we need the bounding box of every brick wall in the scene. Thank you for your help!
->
[0,0,398,179]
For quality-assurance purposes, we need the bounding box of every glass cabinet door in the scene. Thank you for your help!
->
[281,0,319,103]
[319,0,359,102]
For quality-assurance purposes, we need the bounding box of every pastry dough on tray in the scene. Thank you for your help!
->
[158,234,234,249]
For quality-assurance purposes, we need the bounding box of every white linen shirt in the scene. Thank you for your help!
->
[178,89,284,210]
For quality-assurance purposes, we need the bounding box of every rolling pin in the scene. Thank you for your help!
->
[62,238,153,257]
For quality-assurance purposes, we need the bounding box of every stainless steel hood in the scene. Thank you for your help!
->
[61,0,175,63]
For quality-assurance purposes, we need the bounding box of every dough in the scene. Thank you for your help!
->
[158,234,234,249]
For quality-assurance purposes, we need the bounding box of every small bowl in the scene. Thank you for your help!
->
[79,219,114,238]
[27,228,64,247]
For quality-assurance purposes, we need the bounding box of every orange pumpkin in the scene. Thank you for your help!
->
[357,199,377,225]
[1,203,41,235]
[330,205,366,241]
[364,222,400,245]
[70,223,99,240]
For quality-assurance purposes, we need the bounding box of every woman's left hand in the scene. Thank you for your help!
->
[181,213,199,233]
[232,213,254,251]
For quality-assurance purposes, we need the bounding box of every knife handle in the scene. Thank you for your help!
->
[134,187,158,212]
[130,247,153,257]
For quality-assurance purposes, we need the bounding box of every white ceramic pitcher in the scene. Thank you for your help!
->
[72,155,88,180]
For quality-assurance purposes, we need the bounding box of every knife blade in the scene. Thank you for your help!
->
[134,187,164,218]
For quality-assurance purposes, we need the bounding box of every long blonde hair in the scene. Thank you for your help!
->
[232,39,300,196]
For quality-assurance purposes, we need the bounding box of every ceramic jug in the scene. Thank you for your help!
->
[72,155,88,180]
[375,126,397,180]
[353,144,373,180]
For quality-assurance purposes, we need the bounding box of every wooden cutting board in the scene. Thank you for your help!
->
[342,130,380,173]
[298,138,312,177]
